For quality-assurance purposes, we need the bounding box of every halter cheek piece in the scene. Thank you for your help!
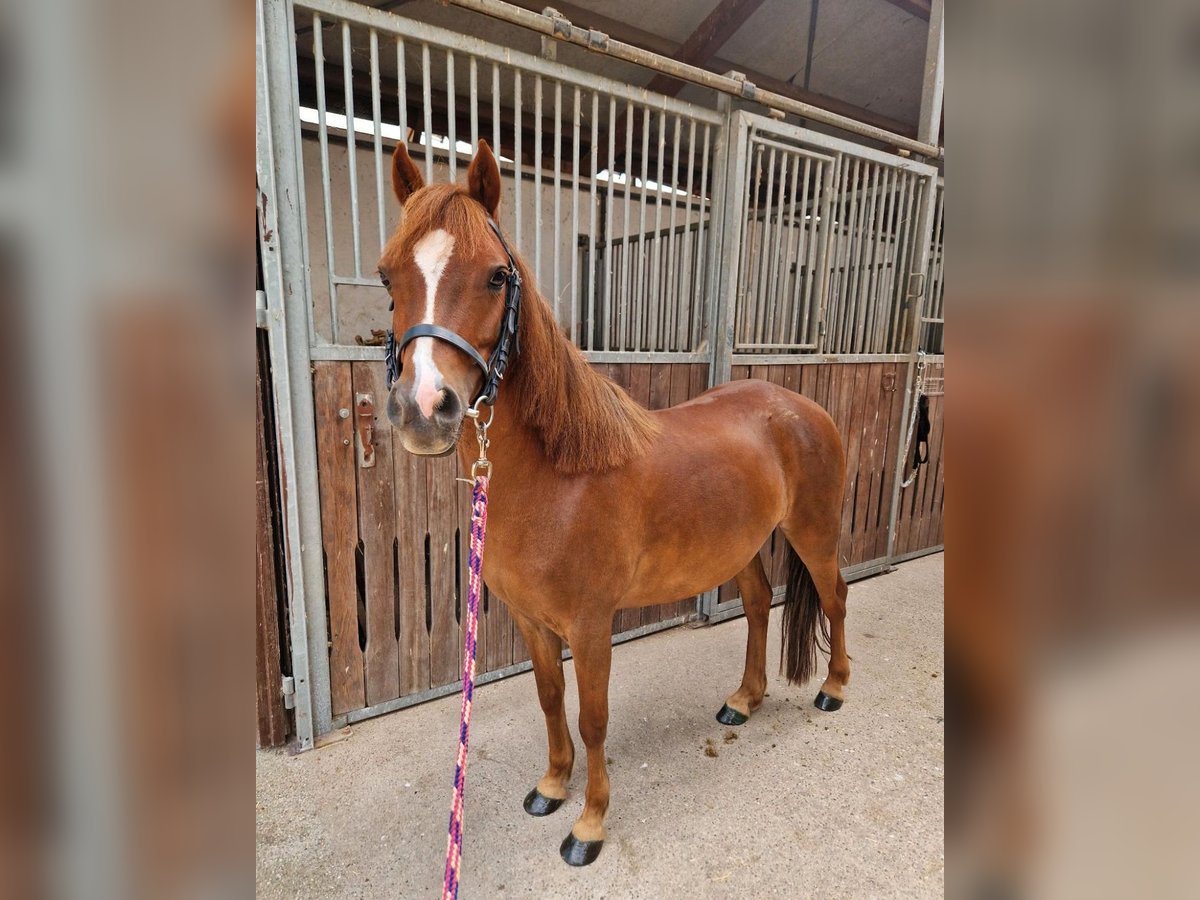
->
[384,218,522,410]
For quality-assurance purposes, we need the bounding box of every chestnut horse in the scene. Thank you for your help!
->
[380,141,850,866]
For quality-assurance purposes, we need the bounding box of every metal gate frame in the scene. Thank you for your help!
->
[700,110,940,624]
[258,0,943,748]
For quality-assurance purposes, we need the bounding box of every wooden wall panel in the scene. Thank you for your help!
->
[312,362,366,714]
[351,362,401,707]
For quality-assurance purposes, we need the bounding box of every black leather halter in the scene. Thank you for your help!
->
[384,218,522,409]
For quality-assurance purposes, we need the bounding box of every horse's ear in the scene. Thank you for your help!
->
[391,142,424,206]
[467,140,501,217]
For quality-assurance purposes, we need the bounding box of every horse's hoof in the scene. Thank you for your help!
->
[559,831,604,866]
[814,691,843,712]
[523,788,564,817]
[716,703,749,726]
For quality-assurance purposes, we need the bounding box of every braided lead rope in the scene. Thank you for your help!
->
[899,352,927,490]
[442,475,489,900]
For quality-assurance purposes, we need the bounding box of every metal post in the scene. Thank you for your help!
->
[918,0,944,148]
[884,172,938,564]
[708,100,744,389]
[257,0,333,749]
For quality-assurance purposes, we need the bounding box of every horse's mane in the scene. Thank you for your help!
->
[398,185,660,474]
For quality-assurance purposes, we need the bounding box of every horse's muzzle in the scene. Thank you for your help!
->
[387,383,464,456]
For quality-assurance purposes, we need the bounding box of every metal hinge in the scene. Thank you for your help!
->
[281,675,296,710]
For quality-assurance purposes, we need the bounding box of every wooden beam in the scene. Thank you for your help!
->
[879,0,931,22]
[500,0,916,136]
[644,0,766,97]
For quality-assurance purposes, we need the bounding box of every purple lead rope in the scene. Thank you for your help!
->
[442,475,489,900]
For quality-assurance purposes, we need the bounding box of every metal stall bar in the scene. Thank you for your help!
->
[311,13,338,345]
[257,0,332,749]
[570,86,580,344]
[446,51,457,182]
[370,29,385,255]
[618,101,635,351]
[421,43,433,181]
[533,75,542,286]
[552,81,562,326]
[679,119,697,351]
[341,22,362,279]
[664,115,682,351]
[585,91,598,350]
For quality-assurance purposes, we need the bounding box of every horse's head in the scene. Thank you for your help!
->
[378,140,509,456]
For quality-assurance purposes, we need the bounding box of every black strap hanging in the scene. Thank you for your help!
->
[911,394,930,469]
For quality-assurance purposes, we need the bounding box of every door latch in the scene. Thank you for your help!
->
[355,392,376,468]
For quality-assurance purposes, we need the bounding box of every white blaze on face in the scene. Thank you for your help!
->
[410,228,457,418]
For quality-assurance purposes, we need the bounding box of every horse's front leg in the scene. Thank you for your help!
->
[511,610,574,815]
[559,619,612,866]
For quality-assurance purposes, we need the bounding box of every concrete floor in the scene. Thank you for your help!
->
[256,553,944,899]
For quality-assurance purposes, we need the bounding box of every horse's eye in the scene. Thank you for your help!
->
[378,271,390,289]
[488,268,507,291]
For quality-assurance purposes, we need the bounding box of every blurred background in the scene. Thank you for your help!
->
[0,0,1196,897]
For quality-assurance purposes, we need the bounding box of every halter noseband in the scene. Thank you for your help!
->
[384,218,522,410]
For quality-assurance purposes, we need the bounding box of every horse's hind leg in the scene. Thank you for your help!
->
[716,555,773,726]
[511,610,574,816]
[809,558,851,709]
[783,530,851,710]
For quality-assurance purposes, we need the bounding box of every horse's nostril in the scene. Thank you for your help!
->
[434,391,452,413]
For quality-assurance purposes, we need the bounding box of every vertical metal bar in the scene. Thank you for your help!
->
[754,145,776,346]
[740,141,763,348]
[257,0,331,748]
[889,171,916,351]
[852,162,880,353]
[798,157,819,343]
[680,118,697,351]
[446,51,456,182]
[534,76,543,285]
[782,152,804,343]
[664,114,682,351]
[871,165,899,351]
[819,155,846,352]
[469,56,478,152]
[710,106,748,386]
[602,96,617,350]
[837,157,862,353]
[370,29,386,254]
[570,87,581,345]
[513,69,522,251]
[918,0,945,148]
[694,123,712,350]
[766,149,790,347]
[873,164,901,352]
[397,38,407,143]
[553,81,562,327]
[421,43,433,182]
[586,91,599,350]
[636,107,651,350]
[342,22,362,280]
[491,64,500,159]
[312,15,338,345]
[619,101,634,351]
[651,108,667,349]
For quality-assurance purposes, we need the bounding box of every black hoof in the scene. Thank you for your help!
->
[559,831,604,866]
[716,703,749,726]
[523,788,565,817]
[814,690,843,712]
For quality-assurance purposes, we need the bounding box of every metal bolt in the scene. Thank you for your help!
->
[343,438,350,446]
[339,408,350,418]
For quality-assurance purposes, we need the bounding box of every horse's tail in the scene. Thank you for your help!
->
[779,542,830,685]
